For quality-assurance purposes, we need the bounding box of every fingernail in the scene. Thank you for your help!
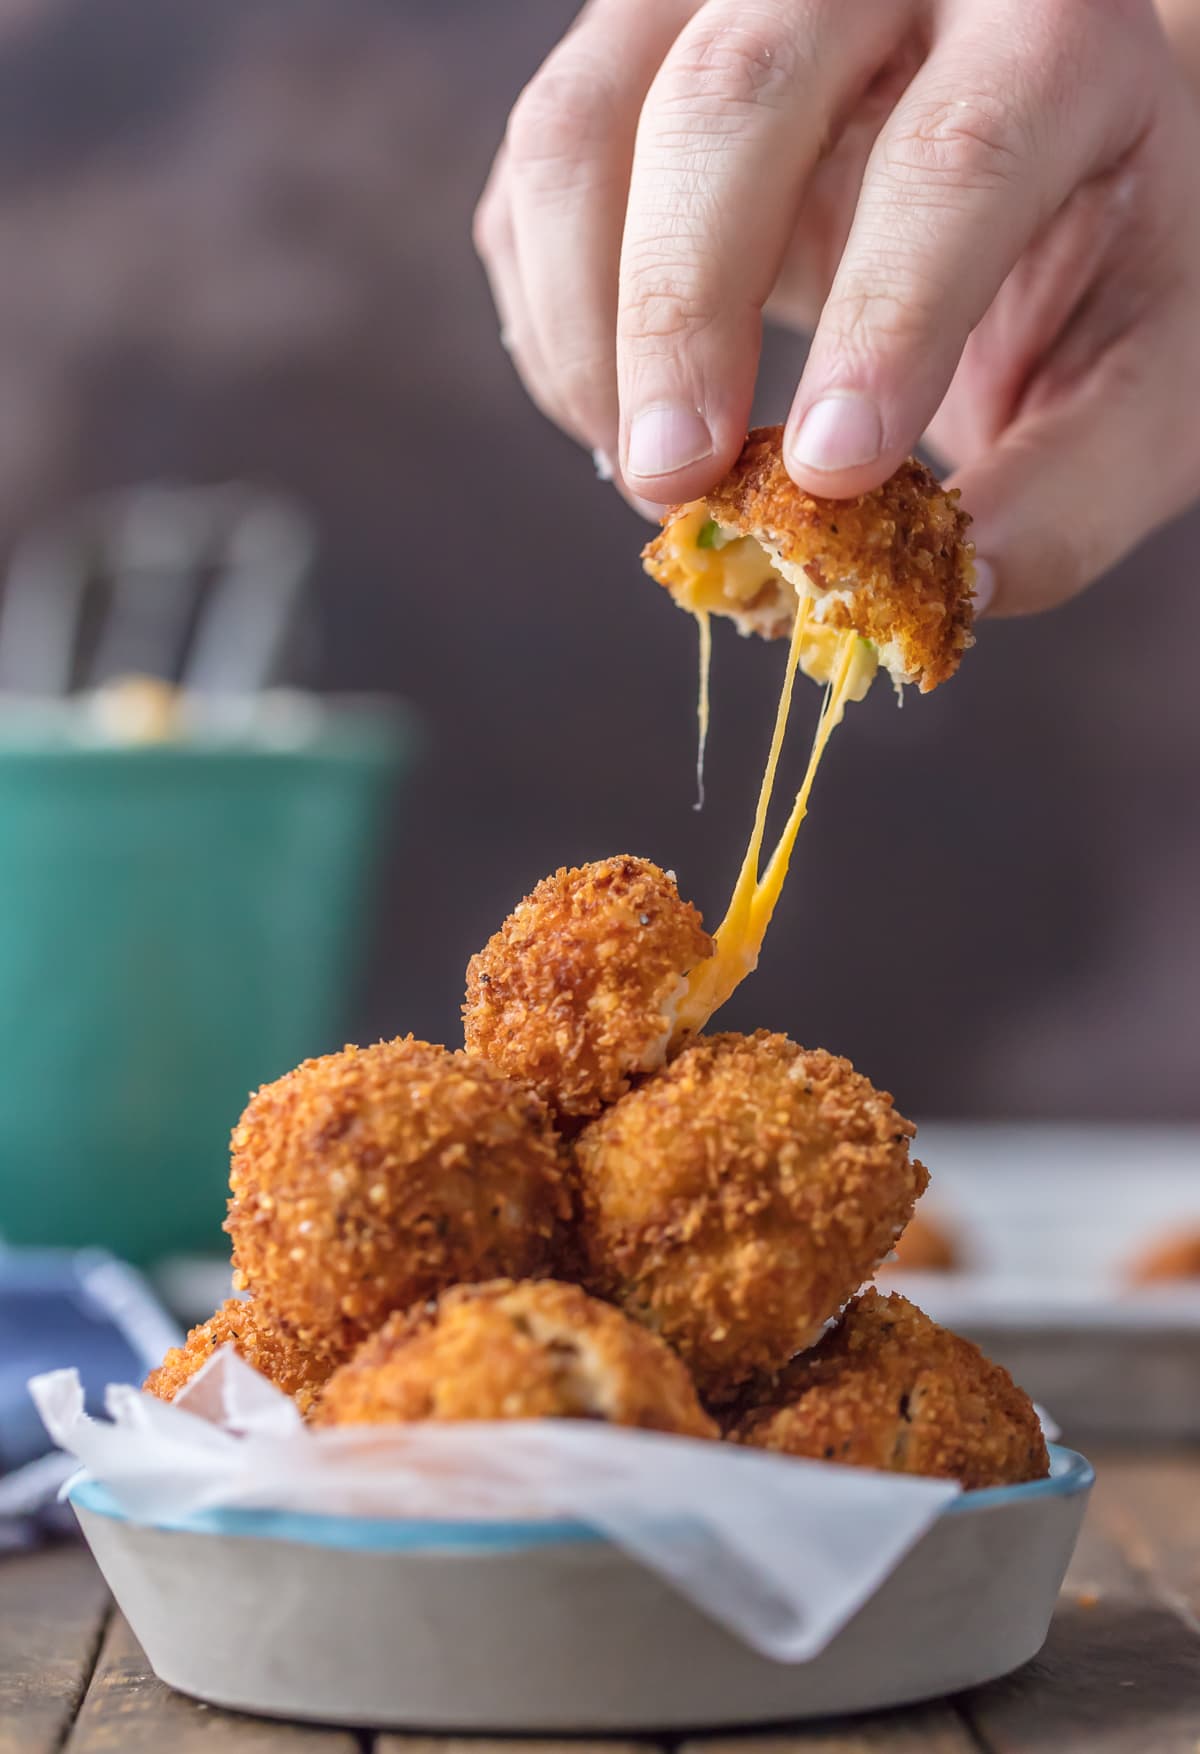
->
[626,405,712,480]
[789,392,882,474]
[972,557,996,616]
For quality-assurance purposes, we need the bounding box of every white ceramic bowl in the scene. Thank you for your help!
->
[72,1444,1092,1731]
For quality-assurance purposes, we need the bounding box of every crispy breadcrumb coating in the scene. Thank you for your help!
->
[463,856,713,1120]
[226,1037,570,1363]
[879,1208,960,1275]
[1126,1228,1200,1286]
[575,1031,928,1400]
[313,1278,718,1437]
[730,1288,1048,1489]
[142,1297,332,1416]
[643,426,975,692]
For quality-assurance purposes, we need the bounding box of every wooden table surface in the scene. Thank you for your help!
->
[3,1449,1199,1754]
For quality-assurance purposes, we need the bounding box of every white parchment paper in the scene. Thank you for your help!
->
[32,1348,962,1662]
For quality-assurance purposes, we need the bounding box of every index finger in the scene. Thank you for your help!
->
[616,0,903,502]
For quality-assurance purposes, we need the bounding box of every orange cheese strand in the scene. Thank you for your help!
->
[752,623,860,925]
[693,607,712,811]
[671,618,859,1044]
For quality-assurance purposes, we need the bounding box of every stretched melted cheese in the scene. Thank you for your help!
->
[663,505,794,637]
[667,528,877,1045]
[693,606,711,810]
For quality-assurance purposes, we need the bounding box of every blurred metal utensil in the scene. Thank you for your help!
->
[89,486,235,688]
[0,528,90,697]
[182,496,314,699]
[0,484,314,704]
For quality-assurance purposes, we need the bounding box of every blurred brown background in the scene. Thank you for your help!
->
[0,0,1196,1122]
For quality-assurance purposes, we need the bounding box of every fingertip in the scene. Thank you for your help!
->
[782,390,909,499]
[619,403,745,506]
[788,391,881,471]
[971,557,997,618]
[951,482,1084,621]
[623,489,665,523]
[623,404,713,487]
[782,455,903,500]
[580,444,660,520]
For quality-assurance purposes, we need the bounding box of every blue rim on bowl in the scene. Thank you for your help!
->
[69,1443,1093,1554]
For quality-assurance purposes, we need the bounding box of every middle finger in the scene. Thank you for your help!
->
[617,0,908,502]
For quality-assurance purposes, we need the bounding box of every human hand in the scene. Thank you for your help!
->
[475,0,1200,615]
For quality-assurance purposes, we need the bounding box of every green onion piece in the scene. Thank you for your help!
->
[696,519,722,549]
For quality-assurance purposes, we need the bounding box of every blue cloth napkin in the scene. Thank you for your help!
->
[0,1248,181,1545]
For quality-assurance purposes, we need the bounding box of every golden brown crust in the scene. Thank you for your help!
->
[574,1031,928,1401]
[225,1037,571,1362]
[643,426,975,691]
[142,1297,333,1417]
[878,1209,960,1275]
[1126,1228,1200,1286]
[463,856,713,1120]
[730,1289,1048,1489]
[313,1278,718,1438]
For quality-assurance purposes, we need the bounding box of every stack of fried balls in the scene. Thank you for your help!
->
[146,855,1048,1490]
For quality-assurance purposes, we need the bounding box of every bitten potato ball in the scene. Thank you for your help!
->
[226,1037,570,1364]
[731,1288,1049,1489]
[314,1278,718,1438]
[575,1031,928,1399]
[1126,1228,1200,1286]
[879,1208,960,1275]
[643,425,975,692]
[463,855,713,1119]
[142,1296,332,1416]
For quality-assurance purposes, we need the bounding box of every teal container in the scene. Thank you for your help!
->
[0,704,413,1265]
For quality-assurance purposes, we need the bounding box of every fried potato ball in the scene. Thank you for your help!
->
[1126,1227,1200,1286]
[313,1278,718,1438]
[463,855,713,1120]
[643,425,975,692]
[878,1208,961,1276]
[142,1296,332,1416]
[575,1031,929,1400]
[730,1289,1048,1489]
[226,1037,570,1362]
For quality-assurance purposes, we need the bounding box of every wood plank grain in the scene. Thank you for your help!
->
[64,1613,361,1754]
[379,1742,658,1754]
[0,1544,110,1754]
[1086,1452,1200,1617]
[958,1475,1200,1754]
[680,1705,981,1752]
